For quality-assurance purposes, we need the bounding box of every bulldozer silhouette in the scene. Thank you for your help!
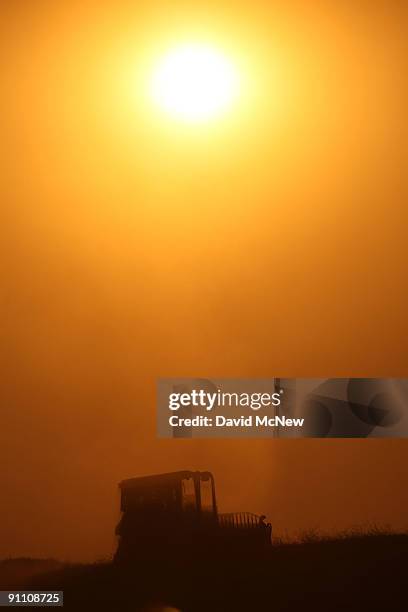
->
[114,471,271,563]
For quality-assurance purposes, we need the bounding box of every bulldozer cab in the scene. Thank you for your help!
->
[118,470,217,519]
[115,471,218,561]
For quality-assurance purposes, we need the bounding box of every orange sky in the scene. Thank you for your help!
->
[1,0,407,561]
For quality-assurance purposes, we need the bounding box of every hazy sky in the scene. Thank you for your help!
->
[1,0,407,560]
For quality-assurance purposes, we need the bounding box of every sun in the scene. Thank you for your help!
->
[150,43,239,123]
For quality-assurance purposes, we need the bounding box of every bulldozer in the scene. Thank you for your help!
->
[114,470,271,563]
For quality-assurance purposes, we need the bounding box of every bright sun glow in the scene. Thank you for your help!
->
[150,43,239,123]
